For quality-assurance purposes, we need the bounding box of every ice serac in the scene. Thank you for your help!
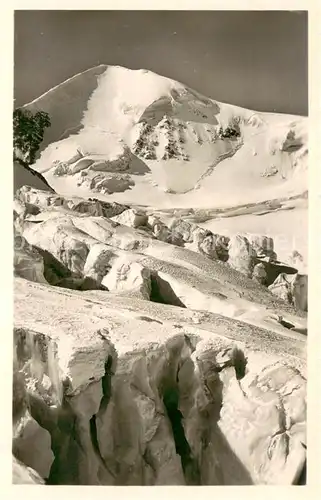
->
[16,184,128,218]
[14,231,47,283]
[12,355,54,480]
[13,276,306,485]
[101,257,151,300]
[228,234,256,278]
[269,273,308,313]
[111,208,148,228]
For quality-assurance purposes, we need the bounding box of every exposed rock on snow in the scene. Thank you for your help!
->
[52,145,132,178]
[280,129,304,153]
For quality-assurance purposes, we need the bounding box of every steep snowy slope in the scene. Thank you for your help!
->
[25,65,307,210]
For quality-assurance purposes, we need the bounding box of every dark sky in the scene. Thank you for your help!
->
[14,10,308,115]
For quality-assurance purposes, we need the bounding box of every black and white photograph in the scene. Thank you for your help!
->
[11,7,311,487]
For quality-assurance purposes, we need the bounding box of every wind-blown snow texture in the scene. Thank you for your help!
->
[13,65,308,486]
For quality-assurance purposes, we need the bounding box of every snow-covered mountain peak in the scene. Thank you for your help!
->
[21,65,307,211]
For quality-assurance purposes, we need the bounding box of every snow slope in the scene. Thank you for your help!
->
[199,204,308,273]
